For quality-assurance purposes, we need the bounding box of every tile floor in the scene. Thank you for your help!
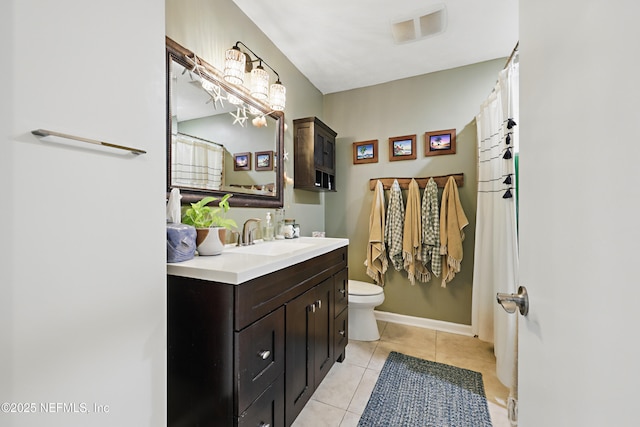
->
[291,321,511,427]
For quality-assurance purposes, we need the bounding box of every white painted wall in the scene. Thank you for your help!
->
[1,1,166,426]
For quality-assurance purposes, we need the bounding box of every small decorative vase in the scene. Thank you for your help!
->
[195,227,226,256]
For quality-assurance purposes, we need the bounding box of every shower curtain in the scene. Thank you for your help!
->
[473,56,519,390]
[171,133,224,190]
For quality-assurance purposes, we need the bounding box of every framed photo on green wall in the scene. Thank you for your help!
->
[389,135,417,161]
[353,140,378,164]
[425,129,456,156]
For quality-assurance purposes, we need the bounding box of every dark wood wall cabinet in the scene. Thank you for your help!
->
[168,246,349,427]
[293,117,337,192]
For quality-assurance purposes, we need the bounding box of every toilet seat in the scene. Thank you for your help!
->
[349,280,383,296]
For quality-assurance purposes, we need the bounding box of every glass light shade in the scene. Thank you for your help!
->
[251,65,270,101]
[270,81,286,111]
[223,47,246,85]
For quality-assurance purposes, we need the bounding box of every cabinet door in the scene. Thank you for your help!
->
[235,307,285,413]
[285,287,315,426]
[312,278,334,386]
[313,130,335,172]
[322,135,335,172]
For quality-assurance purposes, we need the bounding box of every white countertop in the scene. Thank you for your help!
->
[166,237,349,284]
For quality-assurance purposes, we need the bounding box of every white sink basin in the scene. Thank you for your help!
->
[226,240,315,256]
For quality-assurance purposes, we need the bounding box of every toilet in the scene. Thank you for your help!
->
[348,280,385,341]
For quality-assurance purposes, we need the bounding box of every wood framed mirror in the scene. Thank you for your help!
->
[166,36,284,208]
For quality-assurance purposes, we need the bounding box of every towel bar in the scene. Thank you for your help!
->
[369,173,463,190]
[31,129,146,155]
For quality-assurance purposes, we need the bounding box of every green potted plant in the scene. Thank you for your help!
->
[182,194,237,256]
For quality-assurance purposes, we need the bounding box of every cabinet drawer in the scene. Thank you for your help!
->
[235,307,285,413]
[333,269,348,317]
[235,247,347,329]
[334,307,348,362]
[237,374,285,427]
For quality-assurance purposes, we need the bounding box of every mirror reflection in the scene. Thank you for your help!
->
[166,37,284,208]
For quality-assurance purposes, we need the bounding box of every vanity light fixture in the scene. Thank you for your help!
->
[223,41,286,111]
[251,63,270,101]
[223,45,246,85]
[269,79,286,111]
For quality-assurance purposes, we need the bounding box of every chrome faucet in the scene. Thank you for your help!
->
[241,218,261,246]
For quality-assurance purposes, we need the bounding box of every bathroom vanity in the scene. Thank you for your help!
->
[167,237,349,427]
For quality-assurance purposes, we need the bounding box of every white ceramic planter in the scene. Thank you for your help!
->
[195,227,225,256]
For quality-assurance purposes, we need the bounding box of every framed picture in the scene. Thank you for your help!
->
[353,140,378,164]
[233,152,251,171]
[255,150,273,171]
[425,129,456,156]
[389,135,417,161]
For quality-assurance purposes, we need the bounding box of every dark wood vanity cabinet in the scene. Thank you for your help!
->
[168,246,348,427]
[293,117,337,192]
[285,277,334,425]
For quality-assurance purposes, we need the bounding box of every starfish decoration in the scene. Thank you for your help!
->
[231,107,248,127]
[211,85,226,108]
[203,84,225,109]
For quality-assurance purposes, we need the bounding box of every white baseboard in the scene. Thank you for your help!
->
[374,310,474,336]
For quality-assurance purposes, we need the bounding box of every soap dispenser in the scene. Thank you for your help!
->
[263,212,274,241]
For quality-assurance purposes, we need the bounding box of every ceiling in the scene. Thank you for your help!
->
[232,0,518,95]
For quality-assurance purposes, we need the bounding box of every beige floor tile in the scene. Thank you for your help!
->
[344,340,377,368]
[312,362,365,410]
[379,322,437,348]
[368,337,437,372]
[436,331,495,363]
[347,368,380,415]
[339,411,361,427]
[291,399,346,427]
[375,320,388,336]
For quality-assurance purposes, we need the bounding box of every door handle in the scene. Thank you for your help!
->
[496,285,529,316]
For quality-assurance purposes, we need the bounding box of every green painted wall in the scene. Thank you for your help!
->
[323,59,505,325]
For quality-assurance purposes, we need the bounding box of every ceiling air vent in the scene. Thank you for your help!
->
[391,5,447,44]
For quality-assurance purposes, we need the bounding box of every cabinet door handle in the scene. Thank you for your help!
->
[258,423,271,427]
[339,289,346,295]
[258,350,271,360]
[339,330,345,336]
[316,299,322,310]
[310,303,316,313]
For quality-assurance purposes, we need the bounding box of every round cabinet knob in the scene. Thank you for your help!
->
[258,350,271,360]
[339,330,345,336]
[339,289,346,295]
